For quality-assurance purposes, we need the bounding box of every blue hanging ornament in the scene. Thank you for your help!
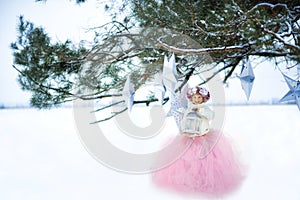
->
[279,74,300,110]
[239,58,255,100]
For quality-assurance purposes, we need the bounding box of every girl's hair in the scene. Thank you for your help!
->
[186,86,210,102]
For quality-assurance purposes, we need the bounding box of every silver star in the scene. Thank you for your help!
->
[280,74,300,110]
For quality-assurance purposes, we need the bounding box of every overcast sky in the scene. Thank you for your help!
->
[0,0,291,106]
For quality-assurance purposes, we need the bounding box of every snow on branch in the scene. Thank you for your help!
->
[247,3,291,16]
[156,40,250,55]
[262,28,300,51]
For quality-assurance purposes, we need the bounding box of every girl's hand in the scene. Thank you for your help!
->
[192,107,199,112]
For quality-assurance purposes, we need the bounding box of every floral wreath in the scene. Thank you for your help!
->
[186,86,210,102]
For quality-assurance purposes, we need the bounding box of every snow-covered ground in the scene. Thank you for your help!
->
[0,105,300,200]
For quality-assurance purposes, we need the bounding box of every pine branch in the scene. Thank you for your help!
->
[12,64,122,101]
[12,65,75,97]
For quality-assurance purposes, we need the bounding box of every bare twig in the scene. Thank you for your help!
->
[90,107,128,124]
[177,67,195,92]
[91,100,125,113]
[262,28,300,51]
[223,57,243,83]
[80,94,123,100]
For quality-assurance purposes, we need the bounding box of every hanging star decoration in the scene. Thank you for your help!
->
[153,73,166,105]
[152,52,189,128]
[122,75,135,111]
[279,74,300,110]
[162,53,178,92]
[166,84,189,129]
[240,59,255,100]
[155,53,188,128]
[152,53,177,103]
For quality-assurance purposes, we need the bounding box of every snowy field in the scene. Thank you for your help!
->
[0,105,300,200]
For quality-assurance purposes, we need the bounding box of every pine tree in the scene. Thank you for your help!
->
[12,1,300,116]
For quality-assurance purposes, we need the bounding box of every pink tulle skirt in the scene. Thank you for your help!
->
[152,130,246,197]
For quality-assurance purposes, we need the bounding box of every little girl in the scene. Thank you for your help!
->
[153,86,246,198]
[181,86,214,137]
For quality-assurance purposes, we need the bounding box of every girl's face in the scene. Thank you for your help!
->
[191,94,203,104]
